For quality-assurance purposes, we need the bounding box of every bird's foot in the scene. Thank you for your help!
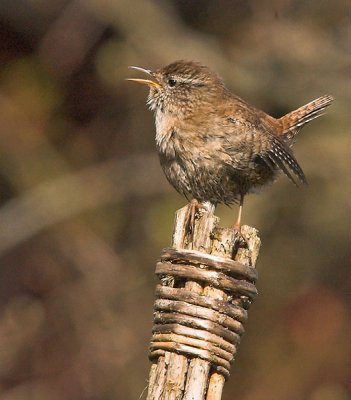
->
[231,223,249,249]
[185,199,208,235]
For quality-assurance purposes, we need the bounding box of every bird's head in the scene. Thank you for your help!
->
[127,60,225,116]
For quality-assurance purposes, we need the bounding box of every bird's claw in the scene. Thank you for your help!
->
[232,224,249,249]
[185,200,200,235]
[184,199,210,237]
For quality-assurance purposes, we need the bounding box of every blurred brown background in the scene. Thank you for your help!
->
[0,0,350,399]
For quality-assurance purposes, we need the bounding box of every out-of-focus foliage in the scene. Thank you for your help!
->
[0,1,350,399]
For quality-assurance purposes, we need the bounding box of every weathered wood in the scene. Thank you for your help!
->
[152,311,239,344]
[147,357,167,399]
[154,286,248,321]
[206,373,225,400]
[151,325,236,353]
[183,358,210,400]
[153,299,244,333]
[147,204,261,399]
[155,262,257,297]
[160,248,258,281]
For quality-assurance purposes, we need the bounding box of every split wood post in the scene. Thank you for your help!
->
[147,204,261,399]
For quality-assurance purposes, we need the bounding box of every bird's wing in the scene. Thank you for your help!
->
[257,135,307,186]
[224,115,307,186]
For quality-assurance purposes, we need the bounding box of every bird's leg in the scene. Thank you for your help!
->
[184,199,211,235]
[185,199,201,235]
[232,194,244,231]
[232,194,248,248]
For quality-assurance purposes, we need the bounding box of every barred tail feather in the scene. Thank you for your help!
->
[279,95,334,140]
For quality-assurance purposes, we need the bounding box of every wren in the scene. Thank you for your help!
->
[128,60,333,228]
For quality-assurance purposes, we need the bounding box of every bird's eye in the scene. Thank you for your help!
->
[167,79,177,87]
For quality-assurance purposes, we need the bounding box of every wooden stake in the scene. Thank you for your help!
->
[147,205,261,399]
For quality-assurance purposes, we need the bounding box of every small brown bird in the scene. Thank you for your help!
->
[128,60,333,229]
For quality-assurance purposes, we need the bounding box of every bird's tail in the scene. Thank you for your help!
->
[279,95,334,140]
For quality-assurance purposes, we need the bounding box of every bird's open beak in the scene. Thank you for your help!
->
[127,66,161,89]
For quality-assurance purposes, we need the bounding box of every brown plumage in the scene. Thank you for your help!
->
[128,60,333,227]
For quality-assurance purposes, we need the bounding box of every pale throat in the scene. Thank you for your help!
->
[154,108,177,148]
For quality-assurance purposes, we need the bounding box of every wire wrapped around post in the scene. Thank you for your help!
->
[147,204,261,400]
